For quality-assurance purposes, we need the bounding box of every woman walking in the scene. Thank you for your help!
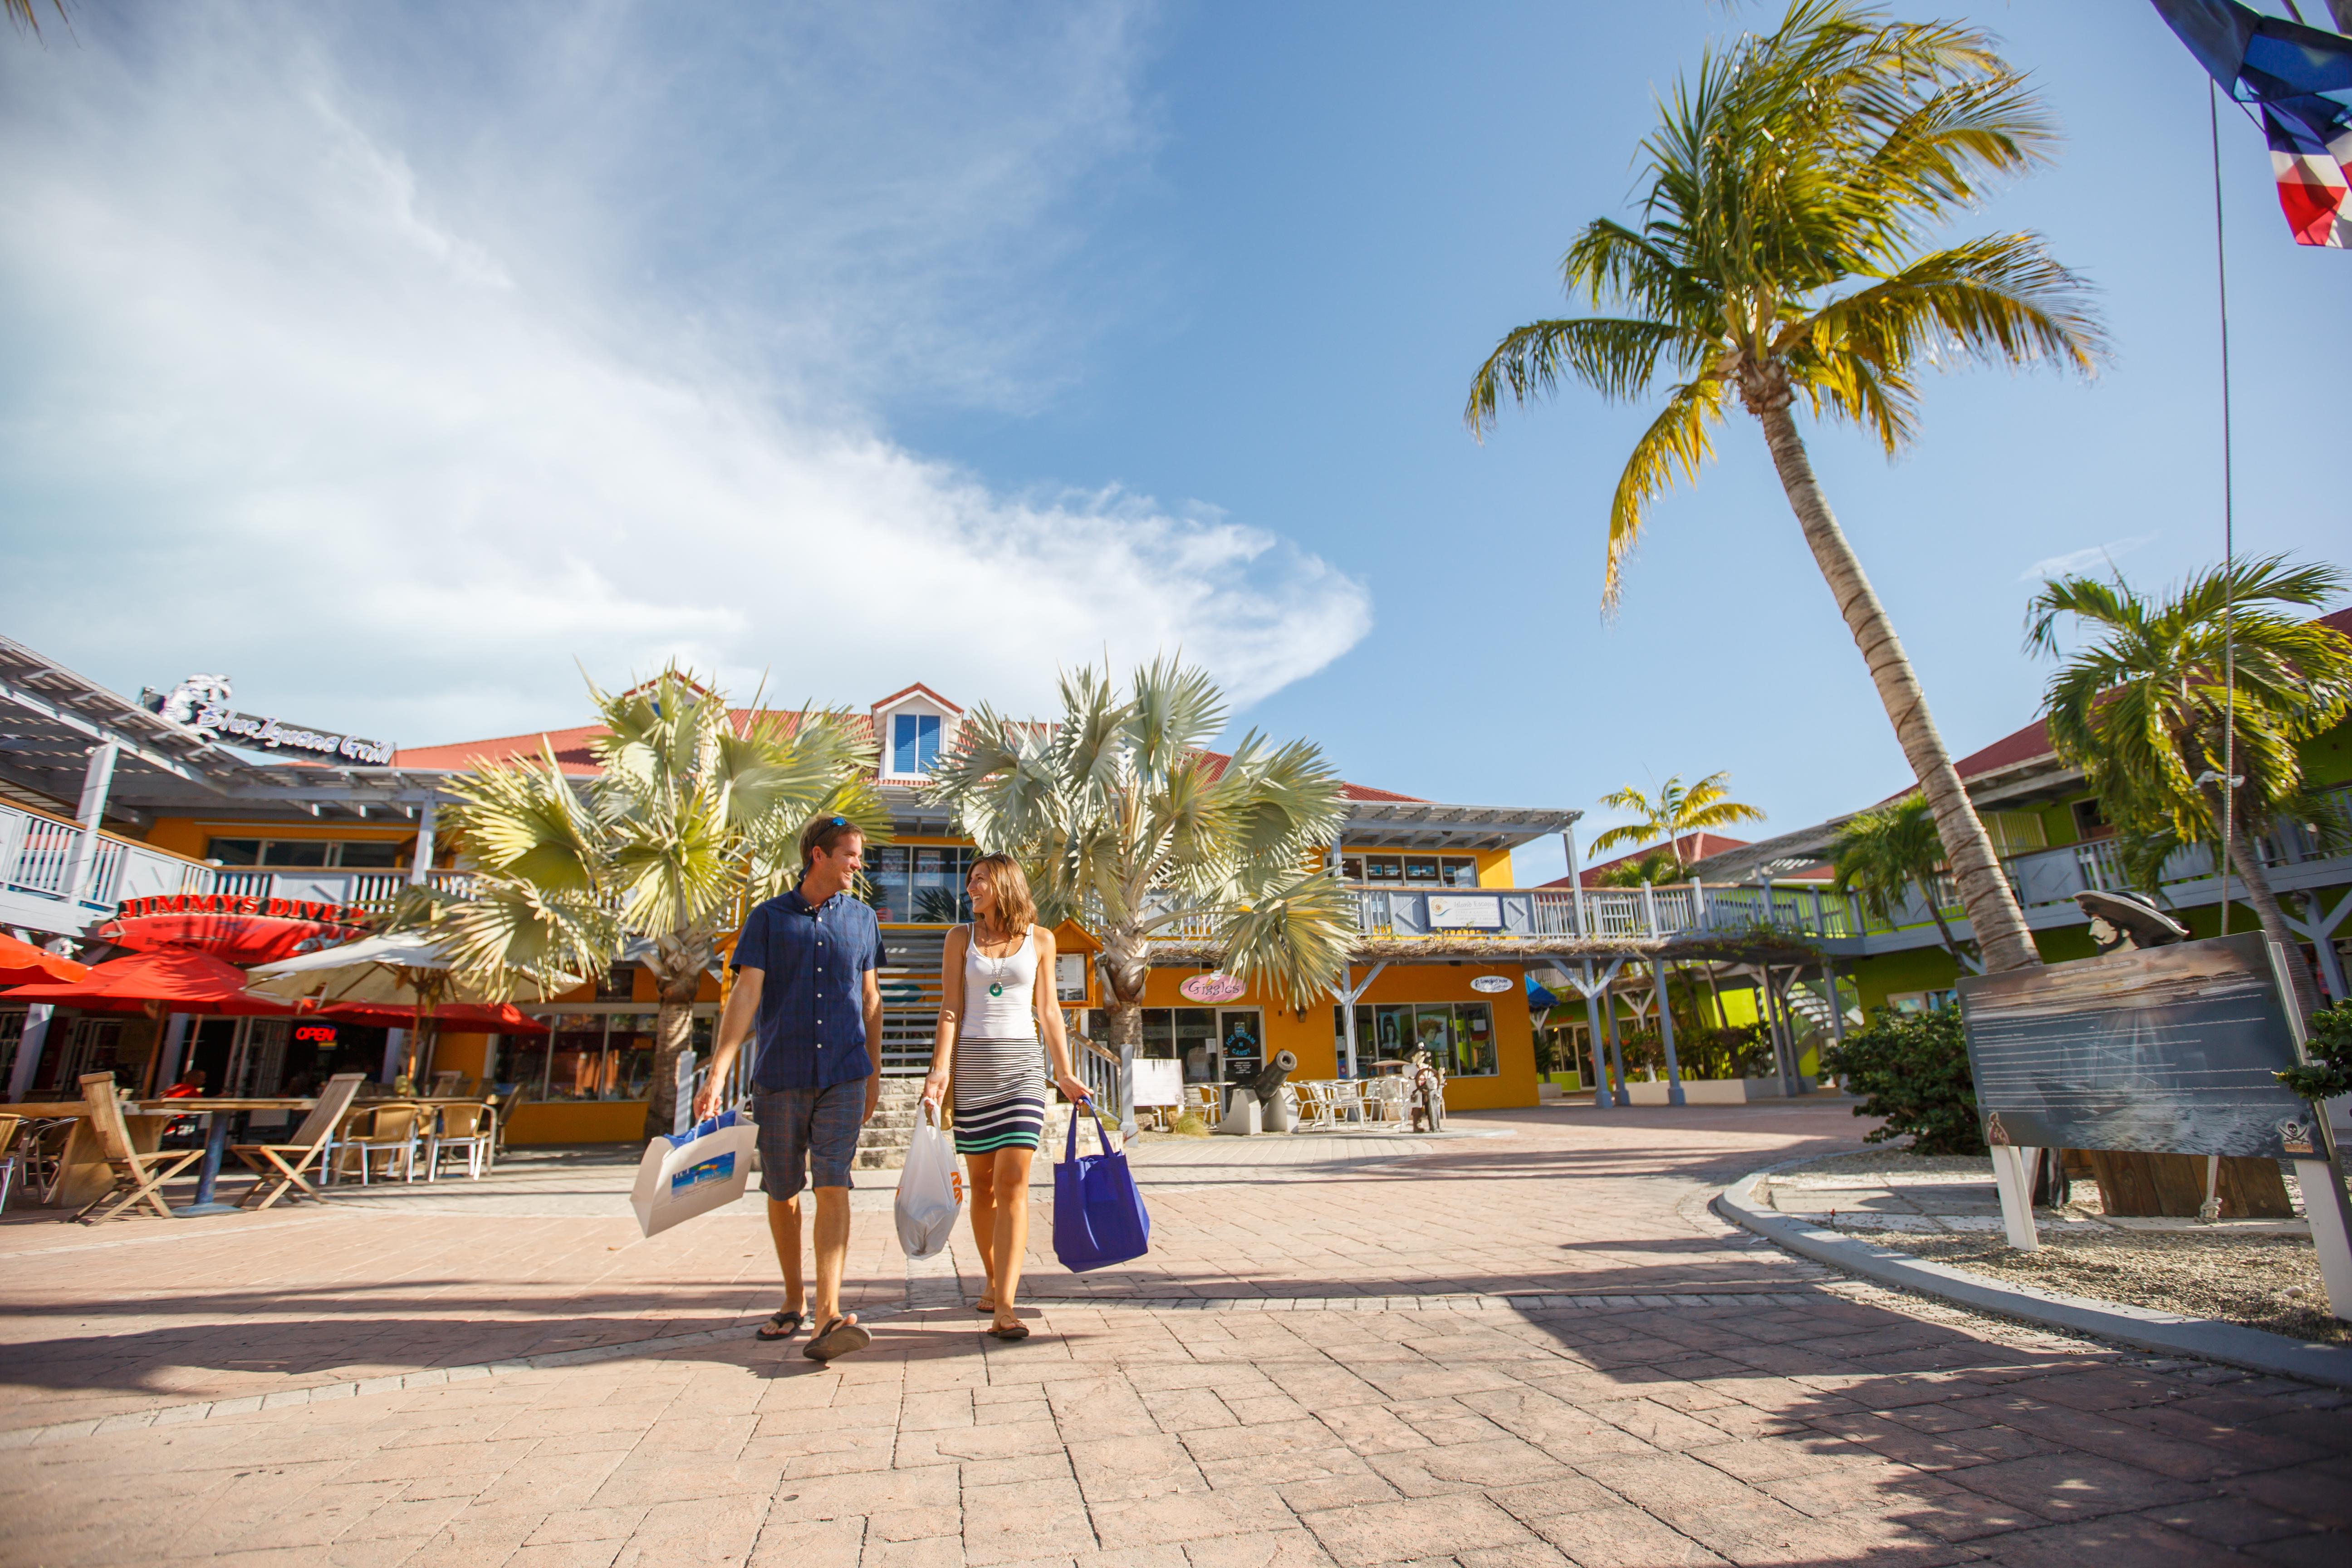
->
[922,853,1090,1341]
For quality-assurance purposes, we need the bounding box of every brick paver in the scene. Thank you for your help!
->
[1,1101,2344,1565]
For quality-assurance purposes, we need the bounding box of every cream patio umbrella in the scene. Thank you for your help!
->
[248,934,578,1085]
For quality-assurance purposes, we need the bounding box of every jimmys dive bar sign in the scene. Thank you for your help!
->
[144,675,396,766]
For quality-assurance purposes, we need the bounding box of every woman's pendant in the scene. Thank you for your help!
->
[989,982,1004,997]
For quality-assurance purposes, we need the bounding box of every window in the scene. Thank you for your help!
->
[510,1014,666,1101]
[891,712,941,775]
[1340,853,1480,887]
[864,845,973,923]
[204,837,412,868]
[2071,799,2107,840]
[1334,1000,1498,1078]
[597,963,637,1002]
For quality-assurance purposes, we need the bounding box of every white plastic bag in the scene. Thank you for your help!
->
[631,1110,759,1238]
[894,1102,965,1261]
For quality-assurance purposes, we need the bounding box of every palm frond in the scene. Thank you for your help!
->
[1464,317,1698,435]
[1604,377,1728,608]
[1213,869,1359,1011]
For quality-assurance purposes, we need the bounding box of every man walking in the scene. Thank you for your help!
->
[698,813,883,1361]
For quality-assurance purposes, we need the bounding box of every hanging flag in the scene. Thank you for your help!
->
[2152,0,2352,246]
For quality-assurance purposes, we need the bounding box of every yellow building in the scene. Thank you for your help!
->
[0,650,1587,1138]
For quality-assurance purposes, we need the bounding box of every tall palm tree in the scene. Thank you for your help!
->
[2026,558,2352,1016]
[1588,771,1764,875]
[1830,793,1974,970]
[1465,0,2105,975]
[927,658,1357,1134]
[433,669,887,1137]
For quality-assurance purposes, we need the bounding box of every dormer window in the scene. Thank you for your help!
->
[892,712,941,776]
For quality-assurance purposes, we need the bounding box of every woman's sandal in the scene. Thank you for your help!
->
[804,1314,873,1361]
[755,1309,804,1342]
[985,1318,1029,1342]
[974,1299,995,1315]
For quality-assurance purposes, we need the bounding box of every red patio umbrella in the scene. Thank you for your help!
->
[98,895,369,967]
[0,932,88,989]
[1,949,294,1017]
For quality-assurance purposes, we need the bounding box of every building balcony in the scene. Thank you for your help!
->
[0,799,475,936]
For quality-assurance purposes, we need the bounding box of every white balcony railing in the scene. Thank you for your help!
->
[1,799,471,931]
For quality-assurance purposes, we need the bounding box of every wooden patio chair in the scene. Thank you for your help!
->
[429,1070,462,1097]
[336,1102,425,1184]
[424,1101,495,1181]
[230,1073,366,1210]
[0,1114,20,1212]
[72,1073,203,1223]
[488,1086,526,1167]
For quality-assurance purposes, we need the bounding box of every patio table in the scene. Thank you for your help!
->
[135,1098,318,1216]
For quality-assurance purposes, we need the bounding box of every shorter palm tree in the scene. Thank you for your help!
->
[1830,794,1974,970]
[927,658,1357,1133]
[2027,557,2352,1016]
[434,669,887,1137]
[1588,772,1764,876]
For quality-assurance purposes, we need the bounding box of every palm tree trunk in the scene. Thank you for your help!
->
[2208,792,2321,1017]
[1750,398,2040,974]
[644,968,704,1141]
[1102,938,1149,1137]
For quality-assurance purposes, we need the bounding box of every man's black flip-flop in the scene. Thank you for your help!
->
[756,1310,804,1342]
[804,1315,872,1361]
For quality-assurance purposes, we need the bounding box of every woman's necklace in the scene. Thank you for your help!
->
[975,922,1018,996]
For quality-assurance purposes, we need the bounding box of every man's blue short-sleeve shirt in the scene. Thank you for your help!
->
[733,887,881,1090]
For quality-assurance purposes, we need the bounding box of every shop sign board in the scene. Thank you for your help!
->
[1179,972,1246,1003]
[1469,975,1513,994]
[1132,1058,1183,1107]
[147,675,395,765]
[1955,932,2314,1159]
[1428,895,1503,930]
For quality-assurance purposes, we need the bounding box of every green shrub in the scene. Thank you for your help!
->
[2278,1002,2352,1102]
[1819,1006,1984,1155]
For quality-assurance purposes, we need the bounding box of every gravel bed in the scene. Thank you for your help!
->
[1774,1151,2344,1346]
[1894,1229,2345,1346]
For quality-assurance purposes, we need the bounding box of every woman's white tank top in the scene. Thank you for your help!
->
[961,926,1039,1038]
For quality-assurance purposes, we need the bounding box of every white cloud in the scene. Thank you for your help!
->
[2018,535,2155,583]
[0,1,1370,745]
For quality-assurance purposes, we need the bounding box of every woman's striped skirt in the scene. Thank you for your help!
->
[952,1034,1048,1156]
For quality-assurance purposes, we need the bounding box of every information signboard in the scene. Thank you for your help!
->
[1955,932,2316,1159]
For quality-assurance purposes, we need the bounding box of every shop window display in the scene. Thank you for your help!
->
[1334,1000,1497,1077]
[507,1013,690,1102]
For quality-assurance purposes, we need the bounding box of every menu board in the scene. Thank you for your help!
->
[1955,932,2318,1160]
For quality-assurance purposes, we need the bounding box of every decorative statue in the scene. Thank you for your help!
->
[2073,889,2189,955]
[1408,1049,1445,1133]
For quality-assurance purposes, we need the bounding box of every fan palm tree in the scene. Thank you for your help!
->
[432,669,887,1137]
[1588,771,1764,875]
[2026,558,2352,1016]
[1465,0,2106,975]
[1830,793,1974,970]
[927,658,1357,1135]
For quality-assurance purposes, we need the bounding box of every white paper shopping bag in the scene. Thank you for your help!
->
[893,1102,964,1261]
[631,1110,759,1238]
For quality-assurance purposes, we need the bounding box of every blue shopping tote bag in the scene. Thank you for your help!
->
[1052,1100,1150,1272]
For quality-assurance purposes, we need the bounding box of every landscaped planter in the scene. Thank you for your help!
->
[1621,1076,1818,1105]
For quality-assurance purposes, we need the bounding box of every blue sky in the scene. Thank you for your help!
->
[3,1,2345,882]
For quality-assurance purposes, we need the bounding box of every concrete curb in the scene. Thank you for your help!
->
[1715,1165,2352,1392]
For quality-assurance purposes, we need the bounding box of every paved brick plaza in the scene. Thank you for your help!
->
[2,1102,2345,1567]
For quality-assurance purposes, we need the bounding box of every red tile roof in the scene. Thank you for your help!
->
[395,695,1426,801]
[1938,606,2352,788]
[1544,831,1753,888]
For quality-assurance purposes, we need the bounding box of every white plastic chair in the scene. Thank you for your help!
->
[426,1102,496,1181]
[1331,1079,1367,1126]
